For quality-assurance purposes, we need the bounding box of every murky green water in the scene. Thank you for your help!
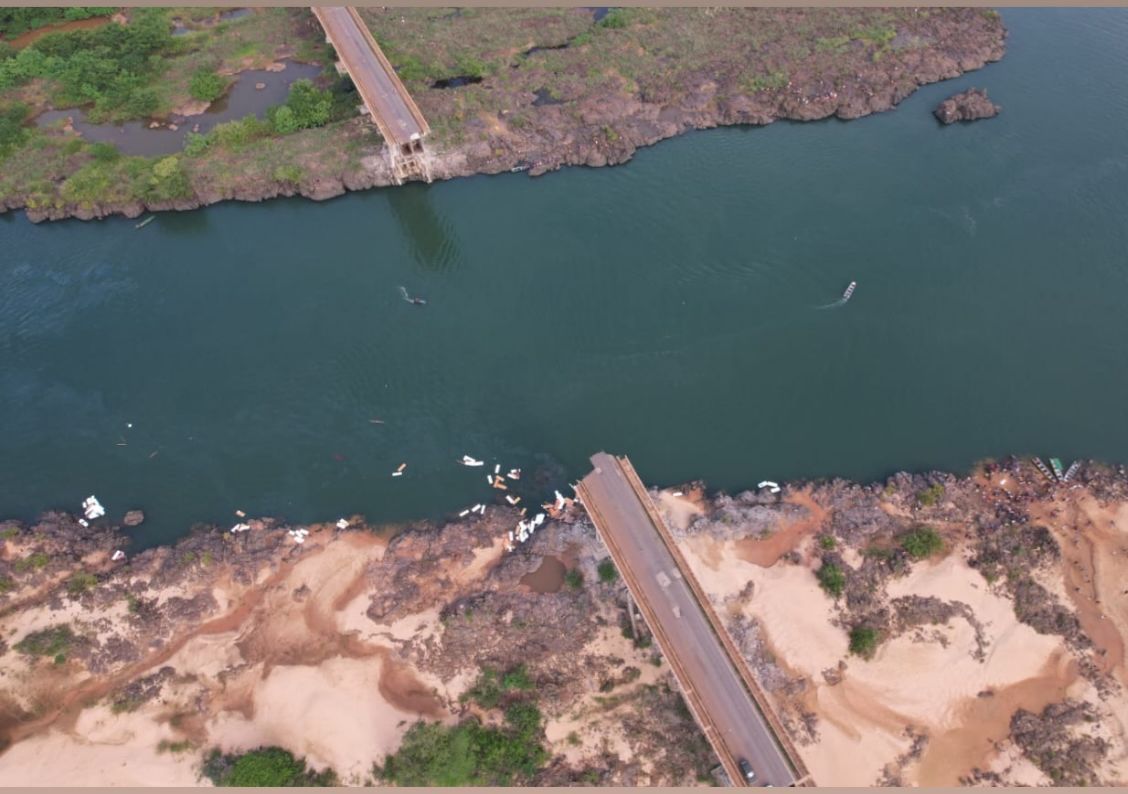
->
[3,10,1127,546]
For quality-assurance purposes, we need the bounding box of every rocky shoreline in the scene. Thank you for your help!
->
[2,7,1008,223]
[1,454,1126,785]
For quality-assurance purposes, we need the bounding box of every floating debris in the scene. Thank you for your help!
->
[461,455,484,467]
[486,474,494,486]
[135,215,155,230]
[111,549,126,561]
[494,464,501,474]
[492,476,508,490]
[757,480,782,494]
[235,509,246,518]
[505,494,521,505]
[82,495,105,520]
[396,462,407,473]
[369,418,385,424]
[230,522,251,534]
[459,509,470,517]
[392,471,403,477]
[507,468,521,480]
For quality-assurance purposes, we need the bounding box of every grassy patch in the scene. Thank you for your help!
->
[900,526,943,560]
[818,534,837,551]
[816,560,846,598]
[15,624,75,657]
[66,571,98,597]
[564,568,584,590]
[189,68,228,102]
[915,483,945,507]
[202,746,336,787]
[13,551,50,574]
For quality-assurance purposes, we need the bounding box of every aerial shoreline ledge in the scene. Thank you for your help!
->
[0,7,1006,224]
[1,454,1126,786]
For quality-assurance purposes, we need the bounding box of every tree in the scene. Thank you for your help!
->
[189,69,227,103]
[900,526,943,560]
[284,79,331,129]
[848,626,879,658]
[147,155,190,200]
[271,104,298,135]
[816,560,846,598]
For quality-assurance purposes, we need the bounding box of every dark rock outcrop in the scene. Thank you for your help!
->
[934,88,1000,124]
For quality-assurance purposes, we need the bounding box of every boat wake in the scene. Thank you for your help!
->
[817,280,856,310]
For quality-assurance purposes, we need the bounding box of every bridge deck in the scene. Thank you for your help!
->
[311,6,429,150]
[577,453,805,787]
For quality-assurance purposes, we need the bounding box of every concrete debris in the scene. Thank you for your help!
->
[82,495,105,520]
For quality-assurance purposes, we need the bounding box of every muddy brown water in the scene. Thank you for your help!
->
[520,555,567,593]
[33,61,323,157]
[6,16,112,49]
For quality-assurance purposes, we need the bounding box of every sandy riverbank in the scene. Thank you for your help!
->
[2,455,1125,785]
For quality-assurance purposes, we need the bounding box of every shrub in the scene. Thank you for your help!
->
[202,747,335,787]
[271,104,298,134]
[848,625,879,658]
[272,163,302,184]
[0,101,29,158]
[66,571,98,596]
[816,561,846,598]
[598,9,633,29]
[818,534,837,551]
[596,558,619,583]
[146,155,191,201]
[282,79,331,130]
[183,131,211,157]
[15,624,74,657]
[379,715,547,786]
[189,69,227,103]
[900,526,943,560]
[564,568,583,590]
[916,483,945,507]
[89,141,119,162]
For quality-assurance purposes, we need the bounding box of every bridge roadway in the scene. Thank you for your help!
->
[311,6,429,149]
[577,453,804,787]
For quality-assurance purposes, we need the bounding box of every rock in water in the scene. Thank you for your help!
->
[123,510,145,527]
[934,88,1000,124]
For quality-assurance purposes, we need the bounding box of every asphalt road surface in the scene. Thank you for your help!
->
[580,453,796,787]
[314,7,423,147]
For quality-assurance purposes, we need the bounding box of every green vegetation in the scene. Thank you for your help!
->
[66,571,99,597]
[816,560,846,598]
[463,664,534,709]
[15,624,75,657]
[202,746,336,787]
[744,70,789,93]
[89,141,119,162]
[13,551,50,574]
[0,101,28,159]
[848,625,880,658]
[916,483,945,507]
[596,558,619,583]
[0,575,14,594]
[157,739,195,754]
[1,10,174,122]
[0,525,19,540]
[900,526,943,560]
[189,68,228,103]
[564,568,584,590]
[272,163,302,185]
[0,8,114,40]
[818,534,837,551]
[597,9,634,30]
[378,702,547,785]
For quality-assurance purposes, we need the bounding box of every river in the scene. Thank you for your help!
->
[2,9,1127,547]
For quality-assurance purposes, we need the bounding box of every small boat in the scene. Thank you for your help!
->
[841,281,857,302]
[135,215,155,229]
[1063,461,1081,483]
[461,455,484,467]
[1049,457,1065,480]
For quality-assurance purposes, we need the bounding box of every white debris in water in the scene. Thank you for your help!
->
[111,550,126,561]
[82,495,105,520]
[494,464,501,474]
[507,468,521,480]
[336,518,349,529]
[459,509,470,517]
[461,455,484,467]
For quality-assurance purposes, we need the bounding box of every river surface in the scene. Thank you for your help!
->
[2,10,1128,547]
